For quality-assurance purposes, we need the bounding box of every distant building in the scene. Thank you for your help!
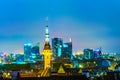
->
[82,71,90,78]
[72,60,79,68]
[24,43,32,61]
[62,42,72,60]
[83,49,94,59]
[94,47,102,58]
[104,71,120,80]
[52,38,63,58]
[31,43,41,61]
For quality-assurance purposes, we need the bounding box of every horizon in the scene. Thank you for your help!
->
[0,0,120,53]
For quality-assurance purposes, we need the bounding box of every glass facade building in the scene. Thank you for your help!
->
[62,42,72,59]
[24,43,32,61]
[83,48,94,59]
[52,38,63,58]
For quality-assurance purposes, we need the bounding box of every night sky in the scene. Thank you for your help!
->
[0,0,120,53]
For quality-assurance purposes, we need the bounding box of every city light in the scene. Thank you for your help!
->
[0,1,119,79]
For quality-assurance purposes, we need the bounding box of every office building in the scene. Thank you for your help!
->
[52,38,63,58]
[24,43,32,61]
[62,41,72,59]
[94,47,102,58]
[83,48,94,59]
[31,43,41,61]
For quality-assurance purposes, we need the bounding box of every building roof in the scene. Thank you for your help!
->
[43,42,51,50]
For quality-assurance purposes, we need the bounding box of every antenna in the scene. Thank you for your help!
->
[70,38,72,42]
[46,16,48,25]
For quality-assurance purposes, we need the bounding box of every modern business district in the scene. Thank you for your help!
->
[0,25,120,80]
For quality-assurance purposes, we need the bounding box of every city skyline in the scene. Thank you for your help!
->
[0,0,120,53]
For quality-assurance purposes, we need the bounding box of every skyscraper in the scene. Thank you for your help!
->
[94,47,102,59]
[24,43,32,61]
[52,38,63,58]
[62,41,72,60]
[31,42,41,61]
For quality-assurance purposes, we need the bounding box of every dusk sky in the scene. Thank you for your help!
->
[0,0,120,53]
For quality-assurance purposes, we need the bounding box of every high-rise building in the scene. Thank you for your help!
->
[83,48,94,59]
[94,47,102,58]
[52,38,63,58]
[62,41,72,60]
[24,43,32,61]
[31,42,41,61]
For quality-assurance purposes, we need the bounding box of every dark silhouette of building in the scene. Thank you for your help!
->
[104,71,120,80]
[21,75,88,80]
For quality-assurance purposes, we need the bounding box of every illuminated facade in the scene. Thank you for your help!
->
[24,43,32,61]
[83,48,94,59]
[94,48,102,58]
[52,38,63,58]
[42,26,52,69]
[31,45,41,61]
[62,41,72,59]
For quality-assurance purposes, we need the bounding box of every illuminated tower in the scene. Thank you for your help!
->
[42,25,52,69]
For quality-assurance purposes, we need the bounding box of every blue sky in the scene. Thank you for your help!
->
[0,0,120,53]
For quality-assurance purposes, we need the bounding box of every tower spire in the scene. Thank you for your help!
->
[45,26,49,42]
[45,16,49,42]
[42,17,52,70]
[70,37,72,42]
[46,16,48,25]
[43,17,51,50]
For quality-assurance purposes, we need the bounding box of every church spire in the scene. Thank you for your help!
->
[45,16,49,42]
[42,17,52,70]
[45,25,49,42]
[43,17,51,50]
